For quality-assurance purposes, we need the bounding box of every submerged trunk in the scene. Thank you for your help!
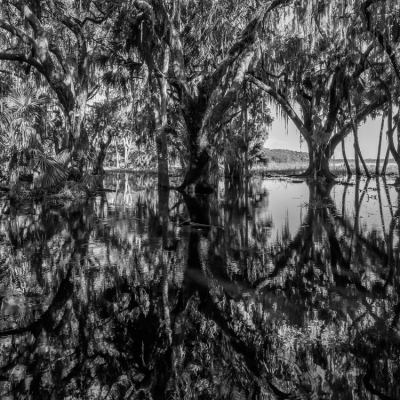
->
[354,137,361,175]
[349,100,370,177]
[176,145,212,192]
[385,97,400,179]
[312,148,334,181]
[382,146,390,175]
[355,133,370,178]
[300,141,335,182]
[375,113,385,175]
[374,78,400,179]
[159,188,172,343]
[342,139,352,176]
[177,123,211,191]
[157,131,169,189]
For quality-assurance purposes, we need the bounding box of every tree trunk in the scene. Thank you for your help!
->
[156,44,170,190]
[354,133,361,175]
[355,132,370,178]
[315,147,335,181]
[375,113,385,175]
[342,138,352,176]
[157,131,169,189]
[376,176,386,239]
[382,108,400,175]
[177,79,212,191]
[124,144,129,165]
[115,139,120,169]
[177,131,211,191]
[298,141,334,182]
[159,188,172,343]
[397,108,400,176]
[349,101,370,177]
[381,146,390,175]
[92,128,113,175]
[176,146,212,191]
[373,78,400,180]
[385,97,400,180]
[8,149,19,199]
[224,128,229,179]
[243,81,249,180]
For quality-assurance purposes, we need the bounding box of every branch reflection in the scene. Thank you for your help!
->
[0,176,399,399]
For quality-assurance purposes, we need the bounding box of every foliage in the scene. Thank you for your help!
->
[262,149,309,164]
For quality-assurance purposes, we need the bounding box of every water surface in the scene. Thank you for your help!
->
[0,174,399,399]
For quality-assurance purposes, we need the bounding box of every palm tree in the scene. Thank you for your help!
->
[0,83,67,195]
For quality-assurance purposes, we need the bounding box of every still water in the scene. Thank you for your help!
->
[0,174,399,399]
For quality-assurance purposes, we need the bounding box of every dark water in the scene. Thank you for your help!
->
[0,174,400,399]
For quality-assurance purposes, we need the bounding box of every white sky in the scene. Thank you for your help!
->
[267,112,388,160]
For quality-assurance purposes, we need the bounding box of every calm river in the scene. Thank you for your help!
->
[0,174,399,399]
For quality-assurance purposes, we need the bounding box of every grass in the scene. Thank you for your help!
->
[254,161,309,176]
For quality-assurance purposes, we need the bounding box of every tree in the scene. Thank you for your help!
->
[0,1,115,164]
[248,1,390,180]
[361,0,400,176]
[118,0,292,190]
[0,81,69,196]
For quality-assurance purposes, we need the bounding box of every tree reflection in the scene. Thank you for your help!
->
[0,176,399,399]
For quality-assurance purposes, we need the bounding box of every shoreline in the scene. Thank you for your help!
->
[104,162,399,177]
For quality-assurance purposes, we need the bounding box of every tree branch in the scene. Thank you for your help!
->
[0,52,44,74]
[48,43,68,73]
[207,0,292,98]
[204,44,256,131]
[353,42,375,78]
[360,0,400,81]
[329,95,388,156]
[0,20,36,47]
[247,73,310,140]
[12,2,44,35]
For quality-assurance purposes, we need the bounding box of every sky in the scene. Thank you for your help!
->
[267,111,388,160]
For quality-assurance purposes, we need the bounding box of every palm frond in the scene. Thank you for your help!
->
[53,150,71,165]
[102,69,130,93]
[30,149,68,189]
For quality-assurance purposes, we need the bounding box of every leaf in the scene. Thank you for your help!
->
[30,150,68,189]
[54,150,71,165]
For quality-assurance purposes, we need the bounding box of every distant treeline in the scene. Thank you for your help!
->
[333,158,394,163]
[262,149,309,163]
[263,149,393,164]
